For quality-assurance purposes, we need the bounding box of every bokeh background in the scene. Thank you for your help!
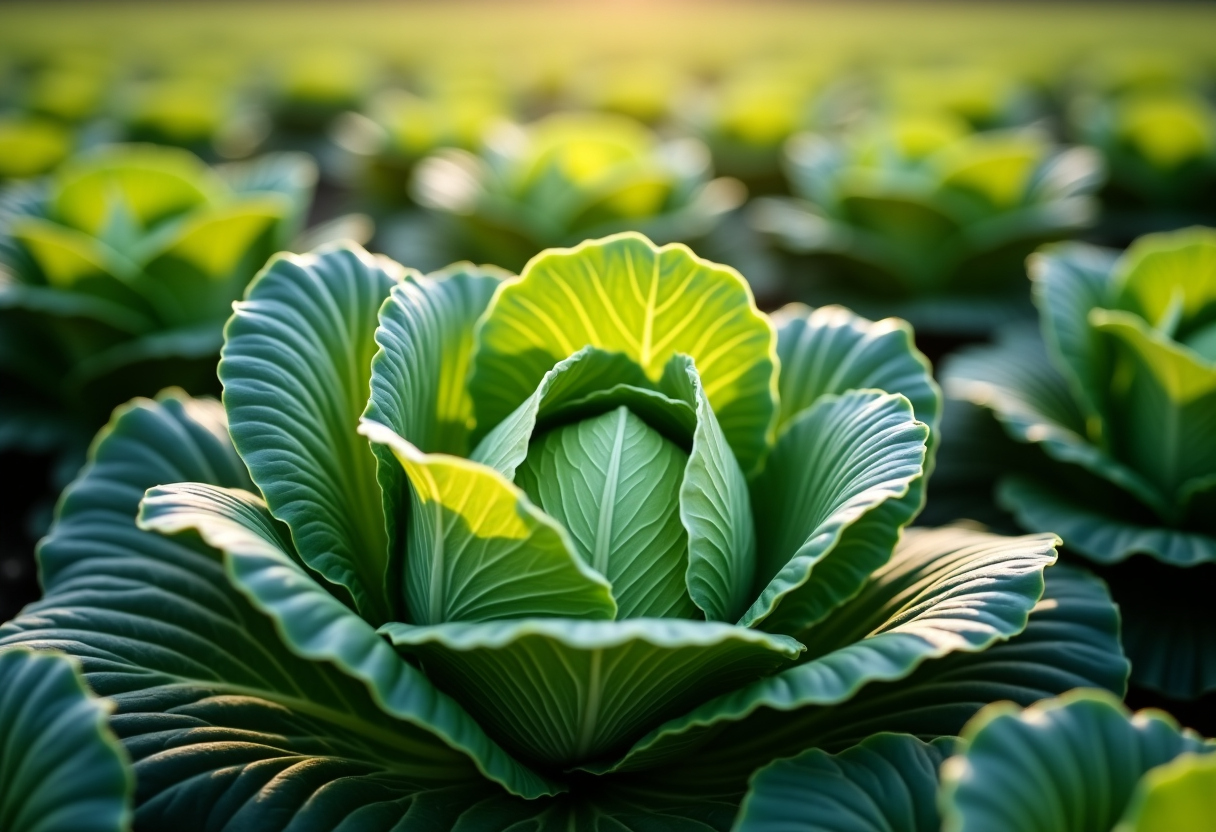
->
[2,0,1215,689]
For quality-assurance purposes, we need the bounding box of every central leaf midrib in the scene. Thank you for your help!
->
[592,407,629,577]
[574,648,604,760]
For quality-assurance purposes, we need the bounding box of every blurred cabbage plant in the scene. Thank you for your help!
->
[332,88,509,210]
[411,112,745,271]
[1071,91,1216,237]
[0,115,72,181]
[944,227,1216,699]
[0,233,1127,828]
[752,117,1104,333]
[735,688,1214,832]
[678,61,824,196]
[876,63,1041,131]
[0,143,315,461]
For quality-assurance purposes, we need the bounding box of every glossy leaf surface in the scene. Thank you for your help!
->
[220,243,401,622]
[592,528,1124,783]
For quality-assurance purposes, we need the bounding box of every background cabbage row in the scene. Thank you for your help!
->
[2,3,1216,830]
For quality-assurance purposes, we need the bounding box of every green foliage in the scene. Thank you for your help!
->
[733,690,1216,832]
[0,143,316,457]
[940,690,1214,832]
[751,117,1104,332]
[411,113,744,271]
[943,226,1216,697]
[1072,90,1216,218]
[0,233,1131,828]
[0,648,131,832]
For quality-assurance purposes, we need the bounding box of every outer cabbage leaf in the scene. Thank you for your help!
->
[771,303,941,452]
[469,231,777,474]
[1028,241,1118,432]
[999,484,1216,700]
[588,529,1125,782]
[381,617,801,768]
[0,390,560,829]
[136,479,559,798]
[940,689,1212,832]
[943,325,1171,517]
[1089,309,1216,506]
[734,734,956,832]
[220,243,402,623]
[1115,752,1216,832]
[998,475,1216,567]
[0,648,132,832]
[743,390,928,634]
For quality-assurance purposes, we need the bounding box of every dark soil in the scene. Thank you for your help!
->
[0,450,55,622]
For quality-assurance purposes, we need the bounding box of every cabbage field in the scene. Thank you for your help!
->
[1,3,1215,830]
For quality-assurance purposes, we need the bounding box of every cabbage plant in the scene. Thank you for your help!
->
[943,227,1216,699]
[751,119,1103,332]
[734,688,1214,832]
[0,115,72,182]
[1070,91,1216,235]
[680,63,817,196]
[333,89,507,210]
[0,233,1126,828]
[411,113,743,271]
[0,143,315,460]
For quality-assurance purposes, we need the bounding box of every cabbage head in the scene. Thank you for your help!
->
[411,113,742,271]
[751,118,1104,333]
[1070,90,1216,224]
[0,144,316,458]
[0,232,1126,829]
[943,226,1216,699]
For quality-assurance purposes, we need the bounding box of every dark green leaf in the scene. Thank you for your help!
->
[0,648,132,832]
[743,390,927,634]
[735,734,955,832]
[592,528,1114,784]
[363,262,505,562]
[0,391,559,831]
[943,325,1170,517]
[381,618,802,769]
[940,689,1211,832]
